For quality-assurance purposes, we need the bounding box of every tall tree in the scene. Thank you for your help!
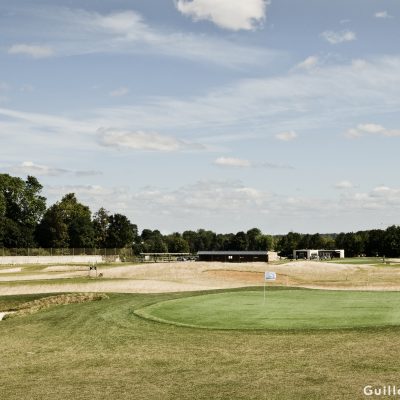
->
[166,233,190,253]
[0,174,46,247]
[230,231,248,251]
[36,204,69,248]
[93,208,110,248]
[246,228,262,250]
[106,214,137,248]
[37,193,94,248]
[276,231,302,257]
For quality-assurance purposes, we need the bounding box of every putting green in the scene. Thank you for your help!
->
[135,289,400,330]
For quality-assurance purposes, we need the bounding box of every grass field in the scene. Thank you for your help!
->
[1,287,400,399]
[326,257,389,265]
[136,288,400,330]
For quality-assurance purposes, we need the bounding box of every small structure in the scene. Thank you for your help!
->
[293,249,345,260]
[197,251,269,262]
[140,253,192,262]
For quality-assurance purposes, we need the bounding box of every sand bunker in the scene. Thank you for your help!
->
[43,265,90,272]
[1,260,400,296]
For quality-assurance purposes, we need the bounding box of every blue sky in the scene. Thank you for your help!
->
[1,0,399,234]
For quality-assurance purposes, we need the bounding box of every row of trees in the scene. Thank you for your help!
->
[2,173,400,257]
[0,174,137,249]
[275,228,400,258]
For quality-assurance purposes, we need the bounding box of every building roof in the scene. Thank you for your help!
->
[294,249,344,252]
[197,251,268,255]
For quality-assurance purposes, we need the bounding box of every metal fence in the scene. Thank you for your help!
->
[0,248,134,257]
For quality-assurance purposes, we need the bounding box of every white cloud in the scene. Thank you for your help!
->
[110,87,129,97]
[275,131,298,141]
[2,57,400,157]
[335,180,354,189]
[9,7,278,68]
[9,161,102,177]
[295,56,319,71]
[214,157,251,167]
[41,179,400,233]
[213,157,294,169]
[98,128,205,152]
[175,0,268,31]
[346,123,400,138]
[374,11,393,19]
[8,44,54,58]
[10,161,68,176]
[321,30,356,44]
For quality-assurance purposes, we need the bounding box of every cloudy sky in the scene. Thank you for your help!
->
[1,0,399,234]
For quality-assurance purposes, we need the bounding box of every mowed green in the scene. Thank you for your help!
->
[1,288,400,400]
[136,289,400,330]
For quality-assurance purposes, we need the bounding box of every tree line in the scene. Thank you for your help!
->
[1,173,400,257]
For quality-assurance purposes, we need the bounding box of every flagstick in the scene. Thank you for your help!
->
[263,280,266,305]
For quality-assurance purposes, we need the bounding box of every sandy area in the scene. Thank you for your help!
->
[43,266,91,272]
[0,260,400,296]
[0,268,22,274]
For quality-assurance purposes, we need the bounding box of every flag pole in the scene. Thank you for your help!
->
[263,279,266,305]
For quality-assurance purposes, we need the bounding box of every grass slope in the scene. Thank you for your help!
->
[1,288,400,399]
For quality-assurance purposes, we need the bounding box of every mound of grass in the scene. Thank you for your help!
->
[136,289,400,330]
[3,292,108,319]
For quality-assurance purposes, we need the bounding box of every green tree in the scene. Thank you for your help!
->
[366,229,385,256]
[276,232,302,257]
[166,233,190,253]
[106,214,137,248]
[246,228,262,250]
[230,231,248,250]
[182,230,198,253]
[383,226,400,257]
[257,234,275,251]
[309,233,325,249]
[335,232,364,257]
[143,236,168,253]
[93,208,110,248]
[0,174,46,247]
[37,193,94,248]
[36,204,69,248]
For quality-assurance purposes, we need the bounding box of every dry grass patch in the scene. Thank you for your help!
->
[3,292,109,319]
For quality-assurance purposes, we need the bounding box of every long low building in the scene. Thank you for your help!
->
[198,251,271,262]
[293,249,345,260]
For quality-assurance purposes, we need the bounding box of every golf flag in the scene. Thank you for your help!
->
[265,271,276,281]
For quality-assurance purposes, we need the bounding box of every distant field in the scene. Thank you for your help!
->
[1,288,400,400]
[326,257,390,265]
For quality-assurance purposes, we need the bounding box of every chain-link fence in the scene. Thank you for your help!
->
[0,248,134,257]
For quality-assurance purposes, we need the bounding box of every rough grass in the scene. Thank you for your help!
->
[1,288,400,399]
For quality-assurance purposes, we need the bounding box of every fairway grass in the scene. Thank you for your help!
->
[2,288,400,399]
[136,289,400,330]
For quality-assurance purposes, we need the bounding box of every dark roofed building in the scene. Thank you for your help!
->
[197,251,269,262]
